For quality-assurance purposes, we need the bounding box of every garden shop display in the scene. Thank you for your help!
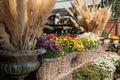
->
[0,0,56,80]
[51,35,98,53]
[36,35,84,71]
[36,33,101,80]
[73,52,120,80]
[64,0,111,36]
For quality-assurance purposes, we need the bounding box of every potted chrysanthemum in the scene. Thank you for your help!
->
[36,38,63,80]
[0,0,56,80]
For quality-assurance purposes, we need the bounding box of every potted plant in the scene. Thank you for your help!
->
[111,36,119,44]
[64,0,111,37]
[51,35,84,70]
[101,30,111,44]
[73,63,108,80]
[36,39,63,80]
[0,0,56,80]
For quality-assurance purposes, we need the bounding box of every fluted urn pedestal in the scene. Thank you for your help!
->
[0,48,45,80]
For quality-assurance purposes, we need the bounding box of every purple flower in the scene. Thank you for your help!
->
[36,39,63,51]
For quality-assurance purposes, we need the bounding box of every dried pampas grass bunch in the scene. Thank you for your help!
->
[64,0,111,36]
[0,0,56,50]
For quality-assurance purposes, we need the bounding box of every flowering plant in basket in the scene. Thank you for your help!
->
[36,39,63,58]
[93,52,120,76]
[78,32,99,42]
[73,38,84,51]
[76,36,97,50]
[51,35,75,53]
[51,36,84,52]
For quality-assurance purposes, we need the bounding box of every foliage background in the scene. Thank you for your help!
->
[103,0,120,18]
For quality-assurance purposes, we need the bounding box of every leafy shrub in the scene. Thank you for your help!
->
[108,44,117,52]
[101,30,109,38]
[73,63,108,80]
[103,0,120,18]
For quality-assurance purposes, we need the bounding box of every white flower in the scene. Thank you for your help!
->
[77,32,99,42]
[92,52,119,76]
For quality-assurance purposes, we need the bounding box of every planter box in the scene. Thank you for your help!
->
[37,52,78,80]
[37,45,103,80]
[77,45,103,64]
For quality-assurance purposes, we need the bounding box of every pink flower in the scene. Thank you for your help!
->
[47,34,56,38]
[67,34,77,38]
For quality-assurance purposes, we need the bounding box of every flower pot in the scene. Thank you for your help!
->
[103,39,111,44]
[0,49,45,80]
[112,40,119,44]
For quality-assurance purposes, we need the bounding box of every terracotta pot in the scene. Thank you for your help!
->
[0,49,45,80]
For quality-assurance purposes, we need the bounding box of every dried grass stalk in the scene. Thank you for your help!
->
[64,0,111,36]
[0,0,56,50]
[0,23,15,50]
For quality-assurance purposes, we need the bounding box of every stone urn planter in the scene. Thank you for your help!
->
[0,48,45,80]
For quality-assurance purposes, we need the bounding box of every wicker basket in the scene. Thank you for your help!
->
[77,50,88,64]
[69,52,79,68]
[77,45,103,64]
[37,57,61,80]
[89,45,103,60]
[59,54,71,73]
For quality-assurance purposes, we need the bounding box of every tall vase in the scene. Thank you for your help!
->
[0,48,45,80]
